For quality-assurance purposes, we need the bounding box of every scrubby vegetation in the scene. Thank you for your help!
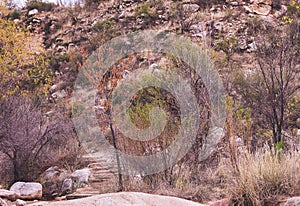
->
[229,148,300,206]
[0,0,299,205]
[26,0,56,12]
[0,1,81,187]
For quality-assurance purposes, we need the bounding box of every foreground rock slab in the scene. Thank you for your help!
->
[285,197,300,206]
[10,182,42,200]
[27,192,208,206]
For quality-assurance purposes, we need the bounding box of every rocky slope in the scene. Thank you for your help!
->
[11,0,290,103]
[23,0,289,54]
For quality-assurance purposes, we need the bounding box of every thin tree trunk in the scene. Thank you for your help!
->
[12,158,19,183]
[109,122,123,191]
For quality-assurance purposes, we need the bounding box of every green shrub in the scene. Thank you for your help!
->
[246,16,266,34]
[92,19,116,33]
[9,10,21,20]
[89,19,118,50]
[214,35,238,61]
[224,9,235,21]
[135,2,155,19]
[26,0,56,12]
[84,0,104,9]
[282,1,300,24]
[196,0,226,9]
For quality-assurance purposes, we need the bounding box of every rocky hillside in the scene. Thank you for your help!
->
[21,0,289,50]
[11,0,291,100]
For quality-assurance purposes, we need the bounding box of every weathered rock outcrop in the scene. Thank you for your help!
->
[40,166,71,198]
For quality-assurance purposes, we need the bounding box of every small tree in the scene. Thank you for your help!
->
[80,51,128,191]
[237,22,299,144]
[0,96,79,183]
[0,5,52,98]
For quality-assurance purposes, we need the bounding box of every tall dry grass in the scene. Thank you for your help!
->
[228,148,300,206]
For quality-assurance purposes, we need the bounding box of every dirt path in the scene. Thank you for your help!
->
[70,145,120,197]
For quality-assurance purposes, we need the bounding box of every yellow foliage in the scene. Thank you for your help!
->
[282,1,300,24]
[0,3,8,16]
[0,5,52,98]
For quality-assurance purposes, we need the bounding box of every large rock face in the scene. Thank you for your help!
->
[27,192,207,206]
[10,182,42,200]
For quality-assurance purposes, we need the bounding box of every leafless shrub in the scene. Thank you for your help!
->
[0,95,80,184]
[235,24,300,144]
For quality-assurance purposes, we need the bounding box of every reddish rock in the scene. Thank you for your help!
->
[252,4,272,15]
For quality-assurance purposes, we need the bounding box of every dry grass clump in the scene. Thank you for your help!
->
[228,148,300,206]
